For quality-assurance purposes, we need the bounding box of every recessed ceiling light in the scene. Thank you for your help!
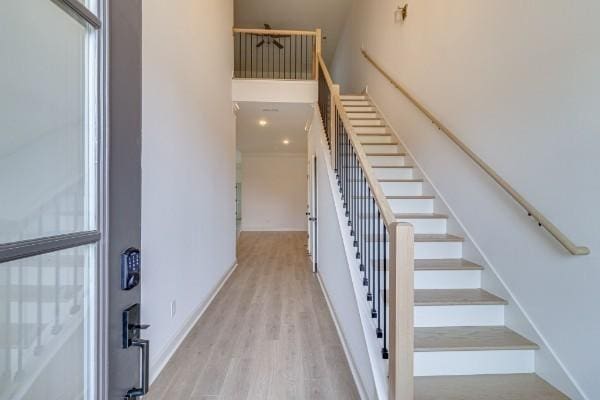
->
[282,139,290,145]
[258,119,268,127]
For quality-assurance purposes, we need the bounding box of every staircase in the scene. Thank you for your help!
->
[339,94,569,399]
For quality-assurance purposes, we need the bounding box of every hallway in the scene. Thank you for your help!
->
[146,232,360,400]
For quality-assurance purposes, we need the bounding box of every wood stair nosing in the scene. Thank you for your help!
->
[369,258,482,271]
[414,289,508,306]
[395,213,448,220]
[380,288,508,306]
[359,212,445,220]
[364,234,464,243]
[414,326,539,352]
[415,259,483,271]
[371,165,414,169]
[378,178,424,183]
[366,152,407,157]
[414,374,570,400]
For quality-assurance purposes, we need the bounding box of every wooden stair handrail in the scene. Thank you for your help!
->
[317,53,415,400]
[361,49,590,256]
[318,56,396,228]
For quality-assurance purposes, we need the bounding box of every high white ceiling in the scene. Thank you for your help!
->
[236,102,313,154]
[234,0,352,62]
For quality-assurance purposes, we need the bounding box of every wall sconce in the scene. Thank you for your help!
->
[395,4,408,22]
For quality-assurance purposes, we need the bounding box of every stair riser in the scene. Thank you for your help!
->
[351,120,385,127]
[415,305,505,327]
[342,101,370,107]
[355,126,389,134]
[367,155,406,167]
[358,135,395,144]
[397,218,447,234]
[414,350,535,376]
[367,241,463,260]
[380,181,422,196]
[347,113,378,120]
[388,198,434,214]
[361,144,401,154]
[374,266,480,290]
[415,270,481,289]
[417,242,462,259]
[373,168,413,180]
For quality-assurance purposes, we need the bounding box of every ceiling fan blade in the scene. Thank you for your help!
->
[256,39,265,48]
[273,40,284,49]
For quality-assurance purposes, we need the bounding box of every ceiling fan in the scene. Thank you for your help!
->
[253,24,290,49]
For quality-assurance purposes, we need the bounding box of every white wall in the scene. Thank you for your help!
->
[241,154,307,231]
[141,0,236,381]
[332,1,600,398]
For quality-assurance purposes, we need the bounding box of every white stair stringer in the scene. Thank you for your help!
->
[311,106,389,400]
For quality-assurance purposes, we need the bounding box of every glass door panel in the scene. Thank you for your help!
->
[0,0,97,244]
[0,244,96,400]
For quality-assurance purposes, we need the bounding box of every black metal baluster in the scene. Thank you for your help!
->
[251,34,254,78]
[370,198,381,318]
[300,34,303,79]
[261,34,264,78]
[377,210,383,337]
[34,255,43,355]
[368,196,374,300]
[244,33,247,78]
[71,249,80,314]
[52,252,61,335]
[2,257,11,384]
[239,32,242,78]
[15,259,23,379]
[382,225,388,359]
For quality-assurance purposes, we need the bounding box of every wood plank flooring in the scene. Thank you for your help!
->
[145,232,360,400]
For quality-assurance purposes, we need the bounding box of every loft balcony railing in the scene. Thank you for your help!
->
[233,28,321,80]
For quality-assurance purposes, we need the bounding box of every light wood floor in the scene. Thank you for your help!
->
[145,232,360,400]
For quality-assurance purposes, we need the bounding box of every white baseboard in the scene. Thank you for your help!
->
[149,260,238,384]
[316,273,369,400]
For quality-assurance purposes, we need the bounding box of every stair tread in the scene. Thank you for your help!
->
[415,374,569,400]
[360,141,399,145]
[357,196,433,200]
[396,213,448,220]
[415,289,507,306]
[415,234,464,242]
[366,234,464,242]
[366,152,407,156]
[348,115,380,120]
[415,259,483,270]
[378,178,423,183]
[371,165,414,169]
[360,212,443,219]
[415,326,538,352]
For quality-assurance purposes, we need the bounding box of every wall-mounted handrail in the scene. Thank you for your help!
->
[361,49,590,256]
